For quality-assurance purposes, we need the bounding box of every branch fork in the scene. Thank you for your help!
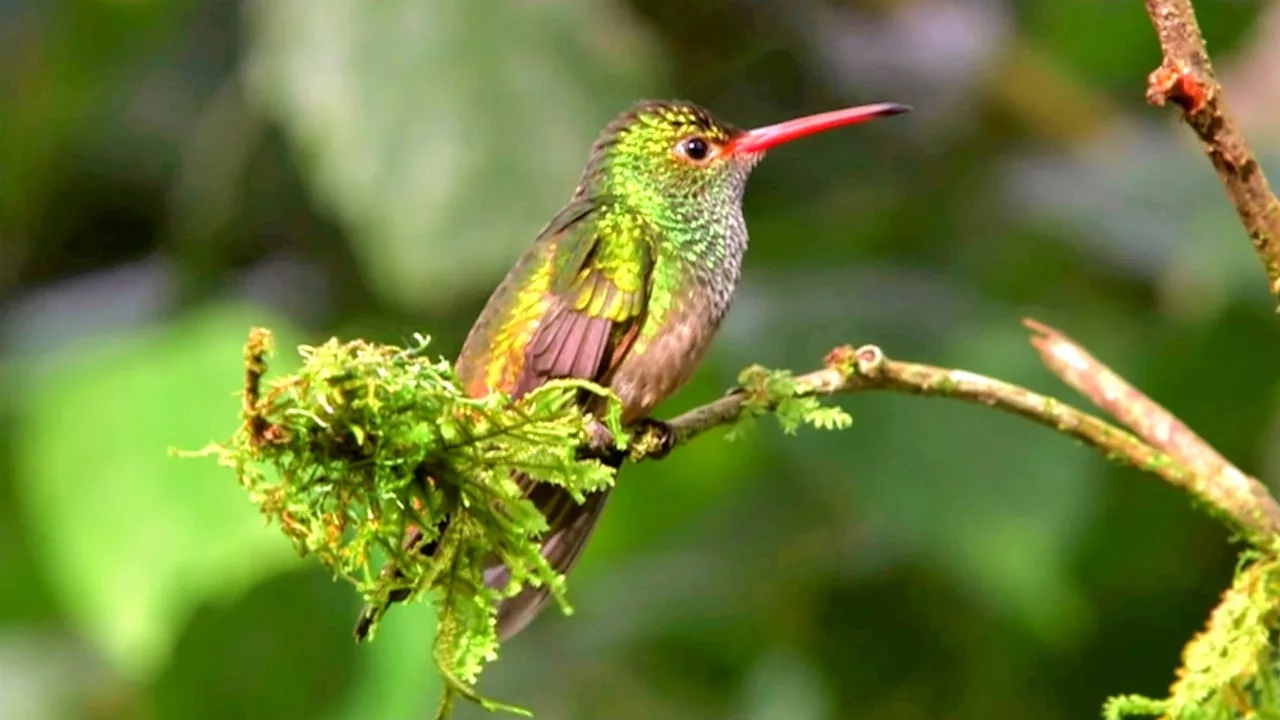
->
[642,320,1279,547]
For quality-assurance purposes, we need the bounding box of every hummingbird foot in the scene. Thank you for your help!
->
[584,417,676,462]
[585,419,622,454]
[583,418,633,467]
[631,417,676,460]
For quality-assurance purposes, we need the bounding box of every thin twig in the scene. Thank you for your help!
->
[645,342,1202,522]
[1144,0,1280,302]
[641,326,1280,546]
[1024,318,1280,544]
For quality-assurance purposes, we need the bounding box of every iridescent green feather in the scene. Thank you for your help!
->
[564,209,654,323]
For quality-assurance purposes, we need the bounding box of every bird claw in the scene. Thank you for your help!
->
[582,419,630,467]
[632,417,676,460]
[586,419,620,453]
[586,417,676,462]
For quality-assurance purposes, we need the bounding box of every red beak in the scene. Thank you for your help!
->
[729,103,911,155]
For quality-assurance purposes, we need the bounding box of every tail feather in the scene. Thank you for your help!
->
[354,453,623,643]
[490,483,613,640]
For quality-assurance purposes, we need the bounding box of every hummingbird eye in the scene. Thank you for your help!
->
[677,136,712,162]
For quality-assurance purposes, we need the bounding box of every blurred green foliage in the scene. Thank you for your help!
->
[11,305,304,679]
[242,0,658,309]
[3,0,1280,718]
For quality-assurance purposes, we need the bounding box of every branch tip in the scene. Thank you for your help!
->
[854,344,885,376]
[1024,319,1280,542]
[243,326,276,445]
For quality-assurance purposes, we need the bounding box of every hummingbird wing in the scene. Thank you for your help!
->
[486,201,656,639]
[514,204,654,396]
[450,197,651,401]
[353,200,657,643]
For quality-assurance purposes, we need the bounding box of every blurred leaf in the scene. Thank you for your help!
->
[1005,132,1277,318]
[1022,3,1154,88]
[12,303,305,678]
[152,568,360,720]
[243,0,659,310]
[733,650,831,720]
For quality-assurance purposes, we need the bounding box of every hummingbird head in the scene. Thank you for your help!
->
[578,99,910,227]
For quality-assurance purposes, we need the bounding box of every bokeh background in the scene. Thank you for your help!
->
[5,0,1280,718]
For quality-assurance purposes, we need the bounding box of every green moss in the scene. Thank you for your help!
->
[1105,552,1280,720]
[725,364,852,441]
[182,329,624,717]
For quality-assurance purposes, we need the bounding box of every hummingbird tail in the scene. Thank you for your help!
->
[489,479,616,641]
[352,456,623,644]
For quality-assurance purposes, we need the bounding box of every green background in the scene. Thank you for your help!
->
[3,0,1279,718]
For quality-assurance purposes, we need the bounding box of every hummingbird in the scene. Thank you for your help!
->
[354,98,910,643]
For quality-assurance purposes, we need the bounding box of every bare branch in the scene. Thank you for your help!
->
[1144,0,1280,302]
[644,343,1196,516]
[1025,319,1280,543]
[640,325,1280,546]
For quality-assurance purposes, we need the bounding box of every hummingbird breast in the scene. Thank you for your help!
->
[609,293,721,423]
[608,224,746,423]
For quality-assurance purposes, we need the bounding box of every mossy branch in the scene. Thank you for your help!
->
[187,331,630,718]
[1105,552,1280,720]
[177,4,1280,718]
[191,298,1280,719]
[178,6,1280,718]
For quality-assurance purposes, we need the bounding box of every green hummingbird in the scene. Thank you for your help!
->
[354,98,910,643]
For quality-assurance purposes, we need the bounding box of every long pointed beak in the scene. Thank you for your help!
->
[729,102,911,155]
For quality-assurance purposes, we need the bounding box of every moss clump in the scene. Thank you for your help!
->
[1105,551,1280,720]
[186,329,624,717]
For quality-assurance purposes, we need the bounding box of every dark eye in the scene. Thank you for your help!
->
[681,136,710,161]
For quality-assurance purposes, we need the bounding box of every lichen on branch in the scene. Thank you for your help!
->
[187,329,628,716]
